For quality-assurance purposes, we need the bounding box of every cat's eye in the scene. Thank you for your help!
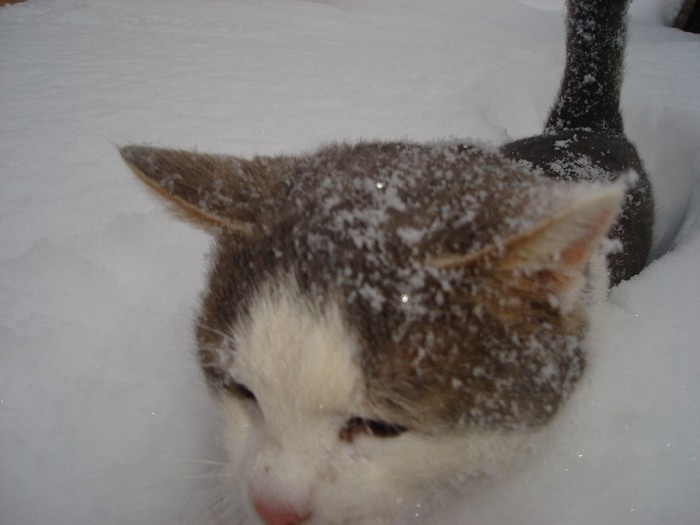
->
[228,381,257,402]
[339,416,408,443]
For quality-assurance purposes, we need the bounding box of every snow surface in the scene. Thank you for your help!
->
[1,0,699,524]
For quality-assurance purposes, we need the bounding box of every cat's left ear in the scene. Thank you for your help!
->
[120,145,284,235]
[432,187,623,311]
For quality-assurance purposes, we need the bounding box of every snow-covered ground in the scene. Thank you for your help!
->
[1,0,698,524]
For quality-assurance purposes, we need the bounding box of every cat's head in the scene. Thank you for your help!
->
[121,142,621,524]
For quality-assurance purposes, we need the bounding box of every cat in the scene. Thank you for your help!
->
[120,0,652,523]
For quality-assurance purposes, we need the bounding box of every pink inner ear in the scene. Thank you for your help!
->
[559,205,619,272]
[561,236,592,269]
[534,265,577,291]
[495,189,622,309]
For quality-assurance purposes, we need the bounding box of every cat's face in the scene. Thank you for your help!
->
[121,142,621,524]
[213,274,531,524]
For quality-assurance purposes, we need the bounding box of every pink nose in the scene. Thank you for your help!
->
[252,496,311,525]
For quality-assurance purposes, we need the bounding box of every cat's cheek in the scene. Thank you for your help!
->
[344,431,531,522]
[314,478,397,522]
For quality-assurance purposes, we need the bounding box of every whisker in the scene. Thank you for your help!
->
[193,318,236,341]
[58,457,228,493]
[173,471,229,482]
[196,483,240,525]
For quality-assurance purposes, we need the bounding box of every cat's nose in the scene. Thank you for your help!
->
[252,496,311,525]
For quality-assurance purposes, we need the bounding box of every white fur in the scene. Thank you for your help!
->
[216,274,534,525]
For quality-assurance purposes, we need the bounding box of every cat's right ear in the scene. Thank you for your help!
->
[431,186,623,312]
[120,145,282,236]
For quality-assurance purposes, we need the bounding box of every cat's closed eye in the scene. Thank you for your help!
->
[339,416,408,443]
[228,381,257,402]
[227,379,407,443]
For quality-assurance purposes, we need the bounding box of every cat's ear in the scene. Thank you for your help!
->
[120,145,282,235]
[433,187,623,311]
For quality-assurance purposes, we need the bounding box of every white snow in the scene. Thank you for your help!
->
[1,0,698,524]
